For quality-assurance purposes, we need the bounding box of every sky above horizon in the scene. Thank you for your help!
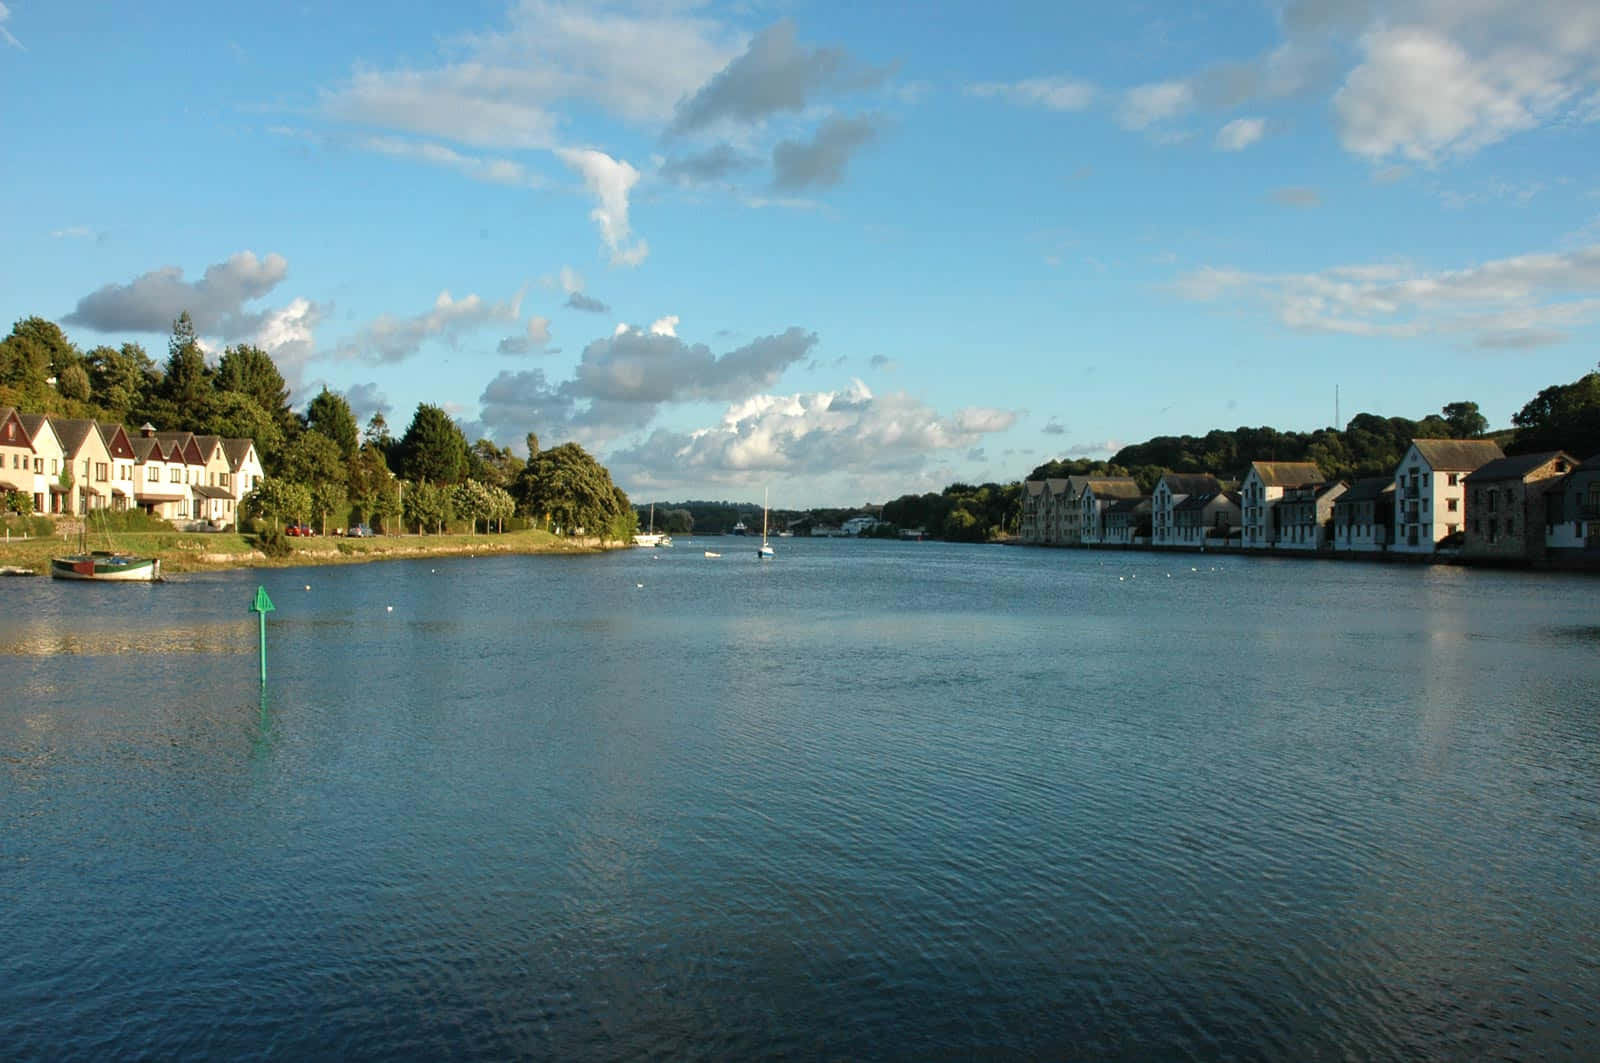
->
[4,1,1599,507]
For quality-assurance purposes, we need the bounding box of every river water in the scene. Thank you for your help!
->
[2,540,1597,1060]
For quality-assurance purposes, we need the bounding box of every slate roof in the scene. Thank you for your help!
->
[192,484,232,499]
[1107,496,1151,514]
[1335,476,1395,504]
[1173,490,1238,512]
[49,417,104,456]
[1464,451,1575,483]
[1082,478,1142,500]
[17,412,51,444]
[1158,473,1221,496]
[1409,438,1504,471]
[1248,461,1323,487]
[130,437,163,462]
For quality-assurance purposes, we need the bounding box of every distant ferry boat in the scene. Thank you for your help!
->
[731,520,748,535]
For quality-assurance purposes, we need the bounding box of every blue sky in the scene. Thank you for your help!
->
[3,1,1598,507]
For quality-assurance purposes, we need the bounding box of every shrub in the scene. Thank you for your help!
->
[255,524,292,558]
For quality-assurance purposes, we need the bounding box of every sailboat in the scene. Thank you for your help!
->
[757,488,775,560]
[51,502,162,582]
[633,503,669,548]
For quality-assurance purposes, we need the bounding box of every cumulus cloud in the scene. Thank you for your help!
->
[1119,81,1193,129]
[344,382,392,423]
[659,142,757,184]
[604,380,1019,491]
[64,251,293,338]
[669,19,886,135]
[1042,421,1067,436]
[322,1,739,147]
[573,326,816,404]
[964,76,1096,111]
[556,147,648,266]
[498,315,553,355]
[772,114,882,190]
[566,292,609,313]
[338,288,521,364]
[1066,440,1121,456]
[1176,242,1600,349]
[1215,116,1267,150]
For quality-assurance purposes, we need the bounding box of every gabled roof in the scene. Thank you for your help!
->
[1173,489,1238,512]
[17,413,62,452]
[1081,478,1142,500]
[1335,476,1396,504]
[194,434,227,461]
[1464,451,1575,483]
[3,407,38,451]
[1025,480,1045,497]
[97,422,135,459]
[1407,438,1504,471]
[49,417,107,457]
[130,436,163,462]
[1157,473,1221,496]
[193,484,232,499]
[1247,461,1323,487]
[1107,496,1151,514]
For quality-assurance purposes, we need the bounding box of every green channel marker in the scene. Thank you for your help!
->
[250,585,276,685]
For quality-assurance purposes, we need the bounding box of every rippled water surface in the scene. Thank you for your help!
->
[3,541,1597,1060]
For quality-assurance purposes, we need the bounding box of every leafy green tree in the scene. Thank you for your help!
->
[305,387,359,459]
[215,343,296,443]
[151,311,214,424]
[1442,401,1488,438]
[5,489,32,517]
[279,430,347,489]
[403,478,451,534]
[196,391,286,457]
[468,438,522,488]
[451,479,498,533]
[396,403,469,484]
[365,412,393,449]
[1511,370,1600,457]
[310,480,348,536]
[56,363,91,402]
[0,316,74,409]
[87,342,157,418]
[347,443,398,529]
[243,477,311,528]
[514,441,633,540]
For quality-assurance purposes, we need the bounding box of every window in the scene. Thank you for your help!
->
[147,466,158,481]
[170,468,181,482]
[1447,498,1458,512]
[220,472,229,487]
[95,462,108,482]
[34,457,42,473]
[1448,473,1459,486]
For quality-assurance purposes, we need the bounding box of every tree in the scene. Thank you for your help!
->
[87,342,157,418]
[154,311,214,423]
[56,363,91,402]
[310,480,348,536]
[279,430,347,490]
[451,479,498,533]
[513,441,632,540]
[1441,401,1487,438]
[468,438,522,488]
[347,443,398,530]
[403,478,451,534]
[243,477,311,527]
[0,316,75,409]
[1511,371,1600,456]
[196,391,286,458]
[215,343,296,447]
[365,412,393,450]
[305,387,360,459]
[396,403,469,484]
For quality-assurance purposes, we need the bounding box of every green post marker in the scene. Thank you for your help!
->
[250,585,275,685]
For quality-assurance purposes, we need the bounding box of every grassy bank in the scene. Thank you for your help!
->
[0,525,616,576]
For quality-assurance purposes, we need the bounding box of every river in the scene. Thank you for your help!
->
[2,539,1596,1060]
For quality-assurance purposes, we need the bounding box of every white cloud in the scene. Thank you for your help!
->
[965,77,1096,111]
[340,288,521,363]
[1119,81,1193,129]
[556,147,648,267]
[63,251,291,337]
[605,380,1020,490]
[360,135,546,187]
[498,315,553,355]
[51,225,94,239]
[0,2,21,49]
[321,1,739,147]
[1215,117,1266,150]
[648,315,679,337]
[1176,242,1600,349]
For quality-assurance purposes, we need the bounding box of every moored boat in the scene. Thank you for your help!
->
[51,551,162,582]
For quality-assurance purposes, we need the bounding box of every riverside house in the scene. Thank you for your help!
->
[1151,474,1223,547]
[1545,454,1600,556]
[1275,480,1349,551]
[17,415,68,514]
[1391,439,1505,554]
[1102,496,1152,545]
[1078,478,1143,545]
[0,407,34,501]
[1463,451,1575,561]
[1332,477,1395,553]
[1239,462,1323,549]
[53,418,117,515]
[1171,489,1240,547]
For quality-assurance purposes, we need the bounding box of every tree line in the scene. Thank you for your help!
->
[0,313,636,540]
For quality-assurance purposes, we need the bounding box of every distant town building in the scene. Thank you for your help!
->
[1463,451,1575,561]
[1391,439,1504,554]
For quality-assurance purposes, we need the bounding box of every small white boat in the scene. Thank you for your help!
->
[704,550,721,558]
[757,488,775,560]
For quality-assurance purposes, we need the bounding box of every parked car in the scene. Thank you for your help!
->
[286,522,313,537]
[347,523,373,538]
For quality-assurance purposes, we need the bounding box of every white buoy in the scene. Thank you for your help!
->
[386,605,393,612]
[636,583,644,588]
[304,584,310,591]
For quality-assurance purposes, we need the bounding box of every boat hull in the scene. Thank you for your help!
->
[50,555,162,582]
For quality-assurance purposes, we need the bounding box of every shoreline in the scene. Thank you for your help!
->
[0,529,624,577]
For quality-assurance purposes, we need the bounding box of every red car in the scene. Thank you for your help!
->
[285,522,313,537]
